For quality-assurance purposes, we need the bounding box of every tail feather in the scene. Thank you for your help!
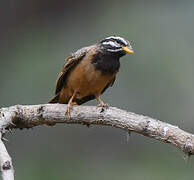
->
[48,94,59,103]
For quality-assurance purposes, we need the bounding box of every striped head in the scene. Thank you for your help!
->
[99,36,134,56]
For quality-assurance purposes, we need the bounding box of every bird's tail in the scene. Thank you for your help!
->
[48,94,59,103]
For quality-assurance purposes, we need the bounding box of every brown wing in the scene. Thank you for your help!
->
[101,76,116,94]
[55,48,87,95]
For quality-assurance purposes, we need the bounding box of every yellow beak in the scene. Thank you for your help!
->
[122,46,134,54]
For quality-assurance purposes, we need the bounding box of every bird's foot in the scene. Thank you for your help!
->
[65,106,71,119]
[98,103,109,113]
[65,102,77,119]
[97,103,109,108]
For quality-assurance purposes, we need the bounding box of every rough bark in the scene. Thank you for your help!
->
[0,104,194,179]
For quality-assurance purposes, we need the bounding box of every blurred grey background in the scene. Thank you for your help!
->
[1,0,194,179]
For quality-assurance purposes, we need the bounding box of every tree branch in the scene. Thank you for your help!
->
[0,104,194,179]
[0,108,15,180]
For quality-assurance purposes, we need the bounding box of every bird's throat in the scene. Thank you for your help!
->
[92,53,120,75]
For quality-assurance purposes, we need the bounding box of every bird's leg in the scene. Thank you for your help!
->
[96,94,109,107]
[65,91,77,119]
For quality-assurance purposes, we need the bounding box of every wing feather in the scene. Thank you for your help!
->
[101,77,116,94]
[55,48,87,94]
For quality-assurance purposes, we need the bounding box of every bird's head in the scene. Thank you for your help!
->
[99,36,134,57]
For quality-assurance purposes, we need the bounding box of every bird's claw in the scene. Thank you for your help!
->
[65,101,77,119]
[97,103,109,108]
[65,106,72,119]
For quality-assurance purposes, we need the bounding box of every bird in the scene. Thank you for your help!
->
[49,36,134,117]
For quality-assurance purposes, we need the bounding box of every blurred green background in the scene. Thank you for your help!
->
[1,0,194,179]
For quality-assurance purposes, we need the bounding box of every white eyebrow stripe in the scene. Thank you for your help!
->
[107,48,122,52]
[105,36,128,45]
[102,41,120,47]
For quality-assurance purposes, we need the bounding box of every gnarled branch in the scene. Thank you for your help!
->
[0,104,194,179]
